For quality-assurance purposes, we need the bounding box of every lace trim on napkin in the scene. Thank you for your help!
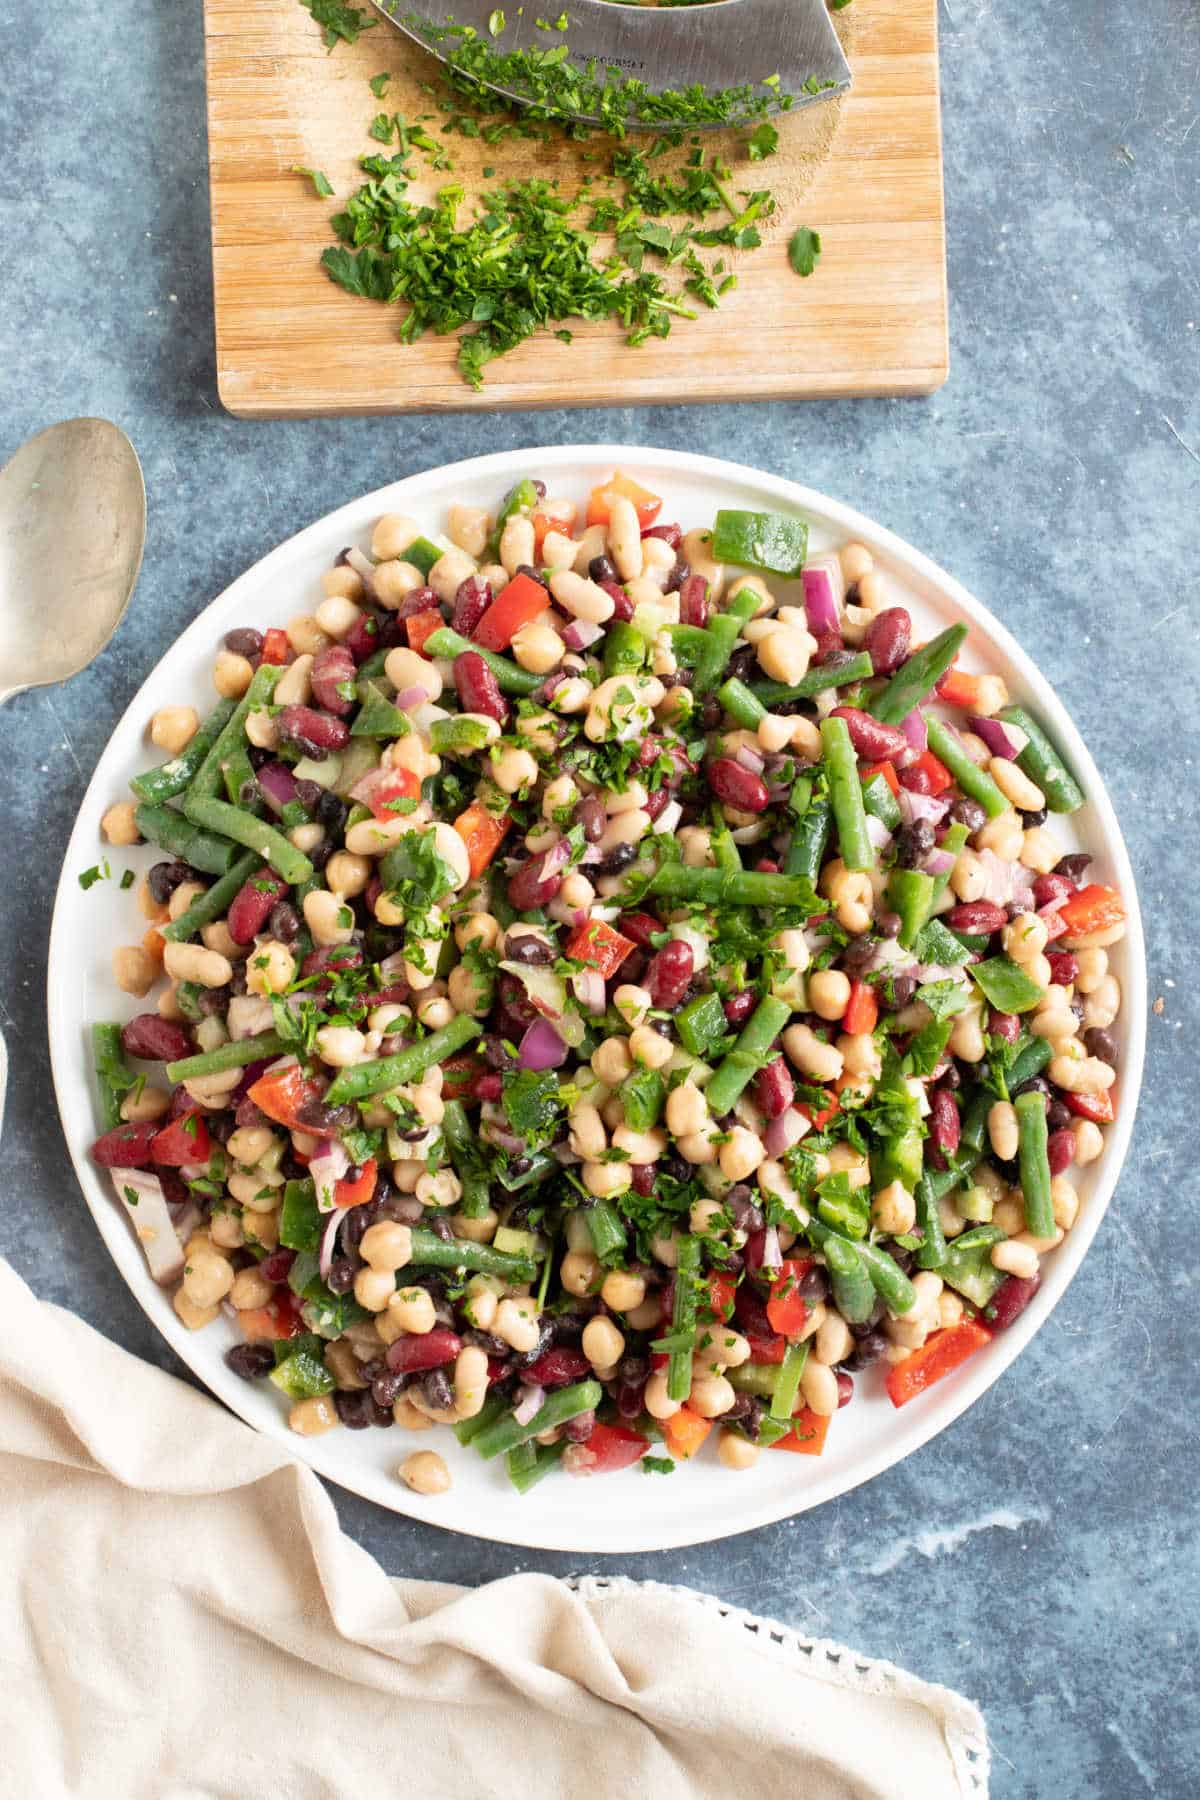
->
[566,1575,990,1800]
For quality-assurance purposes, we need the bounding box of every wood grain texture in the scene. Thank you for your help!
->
[204,0,947,416]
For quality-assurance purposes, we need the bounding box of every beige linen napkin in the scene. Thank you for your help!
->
[0,1261,987,1799]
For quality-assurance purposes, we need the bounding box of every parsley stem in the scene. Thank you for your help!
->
[92,1023,134,1132]
[667,1233,701,1402]
[442,1099,492,1218]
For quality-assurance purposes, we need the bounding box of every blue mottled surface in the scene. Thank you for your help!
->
[1,0,1197,1792]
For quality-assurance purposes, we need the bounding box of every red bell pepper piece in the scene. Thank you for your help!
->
[150,1109,211,1167]
[765,1257,814,1339]
[797,1091,841,1132]
[585,473,662,530]
[1064,1089,1115,1124]
[453,803,510,878]
[885,1320,992,1408]
[860,758,900,797]
[473,573,549,652]
[405,608,444,656]
[531,503,577,551]
[366,768,421,822]
[842,978,878,1036]
[771,1407,831,1455]
[259,627,291,666]
[745,1334,789,1366]
[568,1422,650,1474]
[333,1157,377,1210]
[935,668,981,710]
[239,1290,305,1342]
[661,1406,713,1461]
[909,749,953,796]
[564,918,636,979]
[706,1273,737,1323]
[247,1060,325,1132]
[441,1053,485,1103]
[1057,884,1126,937]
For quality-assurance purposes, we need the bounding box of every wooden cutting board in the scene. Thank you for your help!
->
[205,0,946,416]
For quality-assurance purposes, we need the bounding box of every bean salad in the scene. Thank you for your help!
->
[90,470,1127,1497]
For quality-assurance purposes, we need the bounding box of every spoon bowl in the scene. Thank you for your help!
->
[0,418,146,706]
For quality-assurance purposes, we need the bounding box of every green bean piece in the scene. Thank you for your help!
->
[585,1200,627,1263]
[93,1023,134,1131]
[603,621,646,678]
[726,1363,781,1398]
[717,676,767,729]
[785,789,830,882]
[1008,1035,1054,1092]
[870,625,967,725]
[350,678,412,738]
[325,1015,482,1104]
[442,1100,492,1218]
[929,822,968,906]
[820,716,875,873]
[222,739,257,807]
[711,826,742,873]
[181,796,314,886]
[666,1235,701,1402]
[997,705,1085,814]
[496,1150,558,1194]
[129,699,237,805]
[923,1147,984,1205]
[748,650,874,708]
[646,863,816,909]
[454,1390,508,1446]
[959,1088,992,1154]
[471,1380,603,1461]
[924,717,1008,820]
[691,587,761,694]
[821,1232,876,1324]
[1015,1090,1055,1238]
[769,1341,809,1421]
[407,1228,537,1284]
[914,1172,950,1271]
[861,771,902,834]
[506,1439,567,1494]
[160,849,261,944]
[132,804,238,876]
[705,995,792,1117]
[174,981,206,1023]
[184,664,283,804]
[165,1030,290,1084]
[421,628,542,696]
[665,623,711,667]
[807,1218,917,1314]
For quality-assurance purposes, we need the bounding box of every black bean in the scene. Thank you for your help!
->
[294,779,324,811]
[371,1370,407,1409]
[482,1034,519,1072]
[1046,1099,1071,1132]
[596,842,637,876]
[1055,852,1092,885]
[207,1112,235,1145]
[238,779,261,810]
[844,1330,889,1371]
[269,901,301,944]
[895,821,935,868]
[727,1395,764,1440]
[576,795,607,842]
[308,842,332,873]
[938,1062,962,1093]
[840,935,877,976]
[848,1298,887,1337]
[877,971,917,1014]
[421,1368,454,1412]
[316,790,348,836]
[664,559,689,595]
[504,930,554,965]
[727,1189,764,1236]
[225,1343,275,1381]
[295,1097,355,1135]
[334,1390,376,1430]
[326,1258,357,1295]
[430,1216,455,1244]
[798,1266,829,1305]
[224,627,264,658]
[247,746,272,771]
[198,983,232,1017]
[950,796,987,833]
[1020,808,1048,829]
[589,554,618,585]
[148,858,193,903]
[699,695,723,732]
[1083,1027,1118,1067]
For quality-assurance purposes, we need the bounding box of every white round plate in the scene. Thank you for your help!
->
[48,446,1145,1552]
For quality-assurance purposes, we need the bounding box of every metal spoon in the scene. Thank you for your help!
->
[0,418,146,707]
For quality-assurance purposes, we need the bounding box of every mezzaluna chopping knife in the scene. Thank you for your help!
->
[365,0,852,131]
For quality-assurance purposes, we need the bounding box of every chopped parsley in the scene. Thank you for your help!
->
[788,226,822,277]
[293,166,335,197]
[641,1456,676,1475]
[298,0,377,50]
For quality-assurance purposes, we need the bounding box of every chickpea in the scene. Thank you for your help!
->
[120,1083,170,1124]
[582,1160,632,1200]
[398,1450,451,1496]
[451,1210,497,1245]
[163,941,233,989]
[113,945,157,997]
[871,1180,916,1236]
[719,1128,765,1183]
[1020,827,1061,874]
[201,920,243,964]
[213,648,255,699]
[172,1286,219,1330]
[613,1125,667,1164]
[718,1430,759,1471]
[666,1082,709,1138]
[157,984,185,1022]
[756,625,815,687]
[303,888,355,949]
[643,1370,682,1421]
[321,564,363,604]
[182,1249,234,1311]
[948,1002,987,1063]
[820,858,874,934]
[815,1311,853,1368]
[1074,947,1108,994]
[1003,914,1049,964]
[392,1397,433,1431]
[838,1032,882,1082]
[950,848,988,904]
[601,1268,647,1313]
[446,502,490,560]
[690,1374,736,1419]
[165,884,204,924]
[353,1267,397,1312]
[208,1208,245,1251]
[613,984,652,1029]
[149,705,200,756]
[493,1297,541,1353]
[227,1124,277,1166]
[100,800,141,846]
[592,1036,633,1087]
[359,1222,413,1275]
[808,969,852,1021]
[582,1316,626,1370]
[628,1025,673,1069]
[1072,1119,1104,1166]
[229,1267,273,1311]
[974,810,1024,860]
[491,745,539,796]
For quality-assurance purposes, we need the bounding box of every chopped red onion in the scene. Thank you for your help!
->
[655,799,683,836]
[921,847,956,878]
[801,563,840,636]
[579,844,604,866]
[968,715,1024,759]
[227,995,278,1041]
[513,1384,546,1426]
[571,969,607,1016]
[394,682,434,711]
[900,709,928,753]
[734,743,766,775]
[518,1018,569,1071]
[977,848,1016,907]
[538,837,574,885]
[108,1168,184,1284]
[746,1223,782,1273]
[764,1107,809,1157]
[256,761,300,815]
[551,1142,583,1166]
[344,546,378,596]
[897,788,952,828]
[318,1206,348,1282]
[561,618,604,652]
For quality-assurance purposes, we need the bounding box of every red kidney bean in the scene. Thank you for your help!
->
[259,1248,296,1284]
[864,607,911,676]
[310,644,357,716]
[830,705,908,763]
[752,1055,794,1119]
[987,1008,1020,1043]
[90,1122,160,1167]
[724,989,755,1026]
[1045,951,1079,987]
[300,944,364,991]
[644,788,671,823]
[276,705,350,757]
[1047,1128,1075,1177]
[812,629,844,664]
[597,577,634,622]
[390,584,440,624]
[120,1015,194,1063]
[707,756,769,813]
[835,1371,855,1408]
[1032,872,1074,910]
[678,573,710,627]
[987,1272,1041,1331]
[473,1071,503,1103]
[755,857,780,874]
[945,901,1007,935]
[620,912,661,948]
[644,939,694,1009]
[635,736,662,769]
[930,1087,960,1159]
[630,1164,655,1197]
[642,522,682,549]
[576,795,607,842]
[453,650,509,724]
[507,858,564,911]
[898,761,938,794]
[385,1327,463,1373]
[227,867,287,945]
[342,611,379,664]
[733,1281,774,1337]
[524,1347,592,1387]
[450,575,491,636]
